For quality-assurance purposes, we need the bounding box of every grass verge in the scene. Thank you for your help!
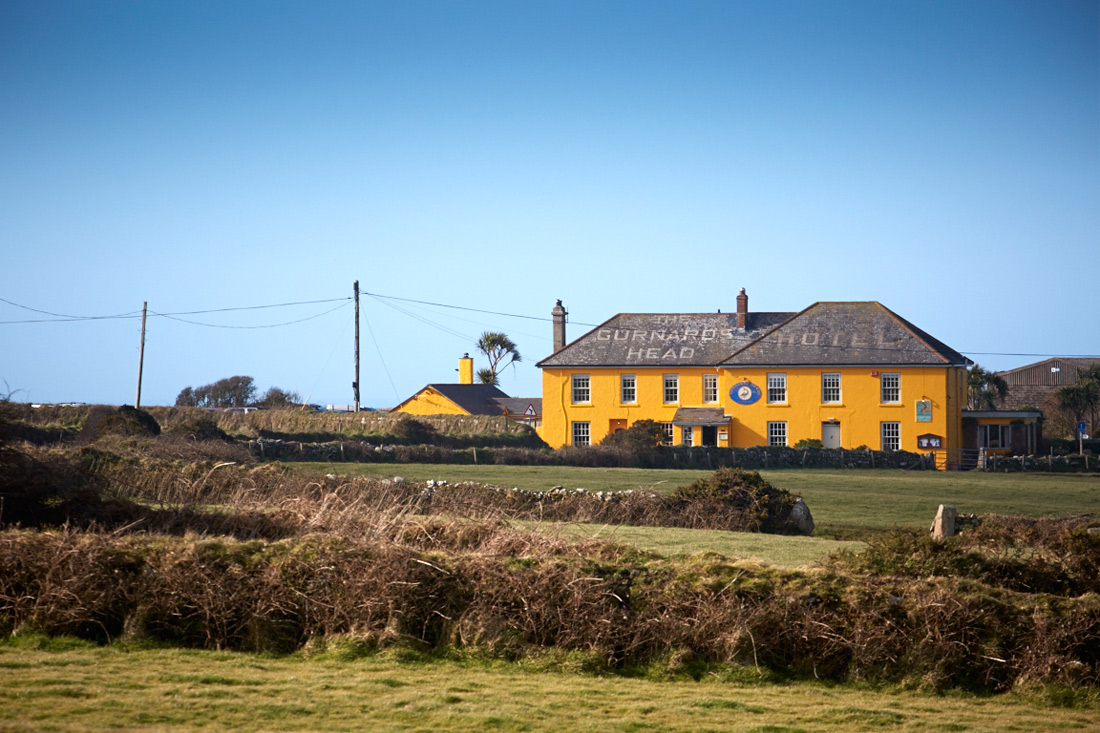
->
[293,463,1100,534]
[1,641,1096,732]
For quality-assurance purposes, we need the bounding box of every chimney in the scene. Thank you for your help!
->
[458,353,473,384]
[736,288,748,330]
[552,299,568,352]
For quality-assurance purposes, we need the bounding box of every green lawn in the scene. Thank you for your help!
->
[524,520,864,568]
[294,463,1100,534]
[1,641,1093,732]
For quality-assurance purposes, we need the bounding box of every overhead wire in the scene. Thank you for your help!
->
[152,301,351,329]
[2,292,1094,361]
[359,288,599,328]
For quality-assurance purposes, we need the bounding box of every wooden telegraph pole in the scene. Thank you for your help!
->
[353,281,360,412]
[135,301,148,408]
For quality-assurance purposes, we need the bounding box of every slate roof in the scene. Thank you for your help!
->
[536,311,793,368]
[494,397,542,418]
[421,384,510,415]
[671,407,729,426]
[722,302,970,367]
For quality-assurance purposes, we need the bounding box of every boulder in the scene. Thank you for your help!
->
[788,497,815,535]
[930,504,958,540]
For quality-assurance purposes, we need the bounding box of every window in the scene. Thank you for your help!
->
[768,421,787,446]
[572,374,590,404]
[682,426,693,446]
[767,373,787,404]
[660,422,674,445]
[881,373,900,404]
[620,374,636,404]
[572,421,590,446]
[979,424,1011,449]
[821,373,841,403]
[663,374,679,404]
[703,374,719,404]
[881,422,900,451]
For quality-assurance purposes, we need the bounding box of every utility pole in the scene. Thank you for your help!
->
[353,281,360,412]
[135,301,148,408]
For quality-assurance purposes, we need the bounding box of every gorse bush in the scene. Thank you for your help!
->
[831,515,1100,597]
[1,526,1098,694]
[667,468,801,533]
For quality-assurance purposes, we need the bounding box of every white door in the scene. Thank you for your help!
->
[822,423,841,449]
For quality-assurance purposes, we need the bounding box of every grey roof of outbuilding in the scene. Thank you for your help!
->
[422,384,510,415]
[536,311,794,368]
[722,302,970,367]
[494,397,542,417]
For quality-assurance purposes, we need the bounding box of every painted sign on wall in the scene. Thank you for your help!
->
[729,381,761,405]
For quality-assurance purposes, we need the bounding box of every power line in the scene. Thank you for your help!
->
[0,297,144,323]
[152,301,351,329]
[0,296,350,326]
[359,288,599,328]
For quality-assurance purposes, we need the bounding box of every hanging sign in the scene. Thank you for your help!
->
[916,400,932,423]
[729,381,762,405]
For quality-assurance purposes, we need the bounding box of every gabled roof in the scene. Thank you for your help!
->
[391,383,510,416]
[494,397,542,418]
[722,302,970,367]
[996,358,1100,387]
[536,311,793,368]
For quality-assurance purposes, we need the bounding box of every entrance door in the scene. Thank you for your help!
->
[822,422,841,449]
[701,425,717,447]
[609,419,627,435]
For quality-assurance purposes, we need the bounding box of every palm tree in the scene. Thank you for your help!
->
[476,331,521,386]
[967,365,1008,410]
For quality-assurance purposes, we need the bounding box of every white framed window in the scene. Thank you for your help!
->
[660,422,674,445]
[881,421,900,451]
[663,374,679,404]
[572,374,590,404]
[881,373,900,404]
[681,426,693,446]
[703,373,719,404]
[821,373,841,404]
[572,421,590,447]
[767,373,787,404]
[768,421,787,446]
[620,374,636,404]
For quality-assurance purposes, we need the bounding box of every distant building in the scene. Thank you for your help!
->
[996,357,1100,410]
[391,354,542,428]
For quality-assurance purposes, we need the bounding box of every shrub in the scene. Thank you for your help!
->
[163,413,232,442]
[666,467,801,533]
[75,405,160,445]
[600,419,666,452]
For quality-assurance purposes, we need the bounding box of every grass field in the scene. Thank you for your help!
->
[525,521,864,568]
[295,463,1100,535]
[1,639,1094,733]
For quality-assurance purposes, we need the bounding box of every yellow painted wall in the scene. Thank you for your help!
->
[391,387,467,416]
[539,365,966,460]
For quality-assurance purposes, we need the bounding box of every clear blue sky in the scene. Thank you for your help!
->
[2,1,1097,408]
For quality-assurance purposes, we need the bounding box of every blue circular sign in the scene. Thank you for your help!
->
[729,381,761,405]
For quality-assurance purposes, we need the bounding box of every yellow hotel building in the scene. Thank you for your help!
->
[537,291,970,467]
